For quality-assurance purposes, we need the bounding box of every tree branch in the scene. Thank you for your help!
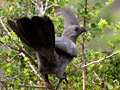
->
[0,71,25,82]
[67,52,117,74]
[16,84,47,88]
[31,0,60,16]
[0,40,38,68]
[7,53,20,63]
[10,82,47,89]
[82,0,87,90]
[21,49,38,67]
[14,41,38,67]
[27,61,45,84]
[0,16,10,35]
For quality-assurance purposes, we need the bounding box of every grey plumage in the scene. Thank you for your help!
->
[7,7,86,81]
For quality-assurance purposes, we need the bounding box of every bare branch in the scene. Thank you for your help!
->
[0,40,38,67]
[17,84,47,88]
[10,83,47,89]
[0,16,10,35]
[0,80,47,89]
[31,0,36,5]
[0,41,19,51]
[82,0,87,89]
[21,49,38,67]
[0,81,8,90]
[82,52,117,68]
[14,41,38,67]
[8,53,20,63]
[0,71,25,82]
[31,0,60,16]
[45,0,60,11]
[67,52,117,74]
[27,61,45,84]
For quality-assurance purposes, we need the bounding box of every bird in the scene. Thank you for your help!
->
[7,7,86,86]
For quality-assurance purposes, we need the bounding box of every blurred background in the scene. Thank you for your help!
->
[87,0,120,51]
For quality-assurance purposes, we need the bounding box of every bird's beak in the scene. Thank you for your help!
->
[81,27,86,33]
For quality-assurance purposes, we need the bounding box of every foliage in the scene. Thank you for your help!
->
[0,0,120,89]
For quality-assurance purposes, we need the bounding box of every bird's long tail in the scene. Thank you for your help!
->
[7,16,55,54]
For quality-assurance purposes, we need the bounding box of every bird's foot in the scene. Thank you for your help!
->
[56,72,68,90]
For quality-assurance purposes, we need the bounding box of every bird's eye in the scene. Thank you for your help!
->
[75,27,78,31]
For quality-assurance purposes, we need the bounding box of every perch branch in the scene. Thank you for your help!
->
[67,52,117,74]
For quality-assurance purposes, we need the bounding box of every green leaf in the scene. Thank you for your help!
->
[115,36,120,42]
[95,9,100,16]
[105,2,109,5]
[54,21,60,27]
[98,18,108,29]
[9,6,14,12]
[105,0,114,5]
[92,34,95,38]
[89,12,94,17]
[85,26,90,30]
[59,0,65,6]
[105,82,113,89]
[110,22,114,27]
[109,0,114,3]
[91,22,98,28]
[95,1,102,7]
[14,80,20,87]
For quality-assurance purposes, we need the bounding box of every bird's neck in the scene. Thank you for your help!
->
[62,35,77,44]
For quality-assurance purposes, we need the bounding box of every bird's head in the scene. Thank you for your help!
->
[61,6,86,43]
[62,25,86,43]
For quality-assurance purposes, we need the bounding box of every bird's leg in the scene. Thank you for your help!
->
[44,74,54,90]
[63,72,68,83]
[56,72,68,90]
[44,74,50,83]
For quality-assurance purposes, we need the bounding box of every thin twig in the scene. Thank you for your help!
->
[0,41,19,51]
[27,61,45,84]
[0,71,25,82]
[8,53,20,63]
[0,16,10,35]
[17,84,47,88]
[31,0,60,16]
[45,0,60,10]
[92,38,107,52]
[14,41,38,67]
[21,49,38,67]
[28,61,55,89]
[0,81,8,90]
[67,52,117,74]
[0,40,38,68]
[9,82,47,89]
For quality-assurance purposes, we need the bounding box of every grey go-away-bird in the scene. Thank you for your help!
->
[7,7,86,85]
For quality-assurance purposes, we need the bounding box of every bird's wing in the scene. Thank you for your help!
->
[55,37,78,57]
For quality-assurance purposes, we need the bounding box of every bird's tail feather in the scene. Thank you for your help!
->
[7,16,55,53]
